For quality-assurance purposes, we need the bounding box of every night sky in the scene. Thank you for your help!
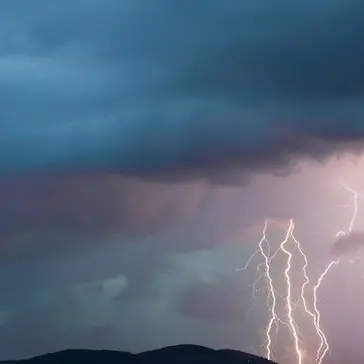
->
[1,1,364,363]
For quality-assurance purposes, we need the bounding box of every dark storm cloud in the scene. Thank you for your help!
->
[330,231,364,257]
[1,0,364,179]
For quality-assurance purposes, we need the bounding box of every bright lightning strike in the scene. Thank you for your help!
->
[258,219,277,361]
[279,219,303,364]
[312,260,338,364]
[237,181,362,364]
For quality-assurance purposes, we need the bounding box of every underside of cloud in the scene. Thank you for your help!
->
[0,174,207,261]
[1,0,364,180]
[330,231,364,257]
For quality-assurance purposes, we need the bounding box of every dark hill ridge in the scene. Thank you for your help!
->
[0,345,277,364]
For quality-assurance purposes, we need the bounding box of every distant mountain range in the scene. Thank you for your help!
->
[0,344,277,364]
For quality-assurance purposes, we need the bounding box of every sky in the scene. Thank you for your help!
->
[1,1,364,363]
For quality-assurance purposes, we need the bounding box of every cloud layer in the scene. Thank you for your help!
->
[1,0,364,179]
[0,173,208,262]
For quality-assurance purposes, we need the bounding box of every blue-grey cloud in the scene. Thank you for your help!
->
[1,0,364,179]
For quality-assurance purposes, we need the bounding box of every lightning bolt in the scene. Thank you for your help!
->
[237,180,361,364]
[312,260,338,364]
[279,219,303,364]
[258,219,277,361]
[336,180,359,238]
[313,180,359,364]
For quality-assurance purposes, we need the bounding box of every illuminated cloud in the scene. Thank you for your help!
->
[330,231,364,258]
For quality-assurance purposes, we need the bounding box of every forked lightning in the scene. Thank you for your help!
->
[238,181,361,364]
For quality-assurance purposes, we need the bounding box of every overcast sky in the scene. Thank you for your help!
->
[1,1,364,363]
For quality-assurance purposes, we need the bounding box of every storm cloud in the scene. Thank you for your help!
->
[0,0,364,179]
[330,231,364,258]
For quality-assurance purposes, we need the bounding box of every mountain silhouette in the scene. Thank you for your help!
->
[0,344,277,364]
